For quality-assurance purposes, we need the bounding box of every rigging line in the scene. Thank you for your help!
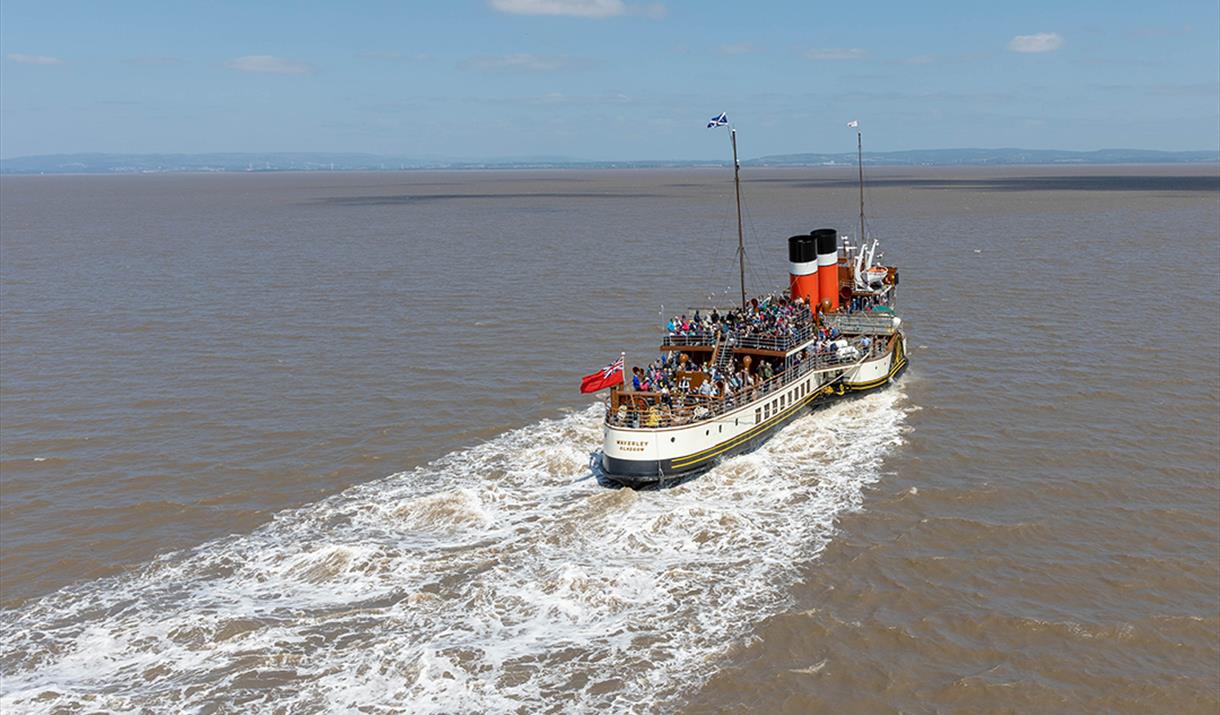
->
[860,171,884,244]
[856,155,868,240]
[723,171,751,295]
[736,184,769,295]
[709,177,736,282]
[696,172,738,306]
[864,168,883,222]
[741,212,767,295]
[857,151,885,244]
[692,181,734,310]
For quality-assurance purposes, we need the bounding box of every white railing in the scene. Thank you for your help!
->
[661,332,717,347]
[823,313,897,335]
[731,323,816,351]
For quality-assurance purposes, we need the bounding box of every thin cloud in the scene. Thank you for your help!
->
[224,55,315,75]
[719,43,758,56]
[7,53,63,65]
[358,51,432,62]
[804,48,867,61]
[459,53,585,72]
[1008,32,1064,53]
[526,91,632,105]
[488,0,665,19]
[1095,82,1219,97]
[633,3,666,19]
[126,56,183,66]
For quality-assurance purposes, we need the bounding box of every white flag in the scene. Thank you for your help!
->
[847,120,859,128]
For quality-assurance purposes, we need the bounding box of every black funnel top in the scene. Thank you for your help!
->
[812,228,838,256]
[788,235,815,263]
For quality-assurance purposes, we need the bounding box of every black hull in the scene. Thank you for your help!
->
[601,356,908,488]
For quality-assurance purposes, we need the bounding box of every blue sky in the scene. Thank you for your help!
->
[1,0,1217,159]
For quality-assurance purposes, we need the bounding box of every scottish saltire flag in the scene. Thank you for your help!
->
[707,112,729,128]
[847,120,859,128]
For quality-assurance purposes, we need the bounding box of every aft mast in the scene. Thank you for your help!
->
[852,120,865,243]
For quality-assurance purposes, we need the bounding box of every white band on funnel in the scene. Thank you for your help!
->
[816,252,837,267]
[789,261,817,276]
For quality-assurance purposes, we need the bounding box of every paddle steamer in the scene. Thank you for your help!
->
[598,121,908,486]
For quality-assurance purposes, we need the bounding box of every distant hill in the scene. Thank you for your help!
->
[748,148,1220,167]
[1,148,1216,174]
[0,152,723,174]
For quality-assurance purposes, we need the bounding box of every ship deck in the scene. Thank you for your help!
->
[609,333,895,430]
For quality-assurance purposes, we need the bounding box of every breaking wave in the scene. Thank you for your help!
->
[0,389,909,713]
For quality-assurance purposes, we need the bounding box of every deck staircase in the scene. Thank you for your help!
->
[712,340,736,371]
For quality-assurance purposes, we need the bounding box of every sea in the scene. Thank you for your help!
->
[1,165,1217,713]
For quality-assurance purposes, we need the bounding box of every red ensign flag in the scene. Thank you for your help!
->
[580,355,624,393]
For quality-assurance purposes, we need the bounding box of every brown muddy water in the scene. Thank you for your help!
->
[1,166,1217,713]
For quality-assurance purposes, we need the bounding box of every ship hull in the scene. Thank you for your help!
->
[600,338,908,488]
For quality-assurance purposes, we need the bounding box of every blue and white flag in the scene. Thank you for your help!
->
[707,112,729,128]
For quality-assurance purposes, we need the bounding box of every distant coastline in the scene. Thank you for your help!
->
[1,148,1217,175]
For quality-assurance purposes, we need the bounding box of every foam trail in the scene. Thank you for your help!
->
[0,389,909,713]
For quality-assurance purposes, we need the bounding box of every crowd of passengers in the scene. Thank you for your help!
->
[666,291,890,345]
[612,290,890,425]
[666,294,814,344]
[616,333,873,427]
[844,293,888,313]
[625,326,874,410]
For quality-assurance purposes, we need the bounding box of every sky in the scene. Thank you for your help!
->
[1,0,1218,160]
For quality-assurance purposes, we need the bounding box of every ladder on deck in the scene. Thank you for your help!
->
[712,339,736,371]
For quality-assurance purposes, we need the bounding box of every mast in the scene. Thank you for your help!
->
[731,128,746,310]
[856,125,865,245]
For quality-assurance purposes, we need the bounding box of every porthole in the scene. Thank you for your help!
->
[671,437,675,443]
[705,429,710,436]
[719,425,723,433]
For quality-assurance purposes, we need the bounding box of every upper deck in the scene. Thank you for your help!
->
[661,300,899,357]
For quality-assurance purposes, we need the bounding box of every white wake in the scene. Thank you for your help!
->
[0,389,909,713]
